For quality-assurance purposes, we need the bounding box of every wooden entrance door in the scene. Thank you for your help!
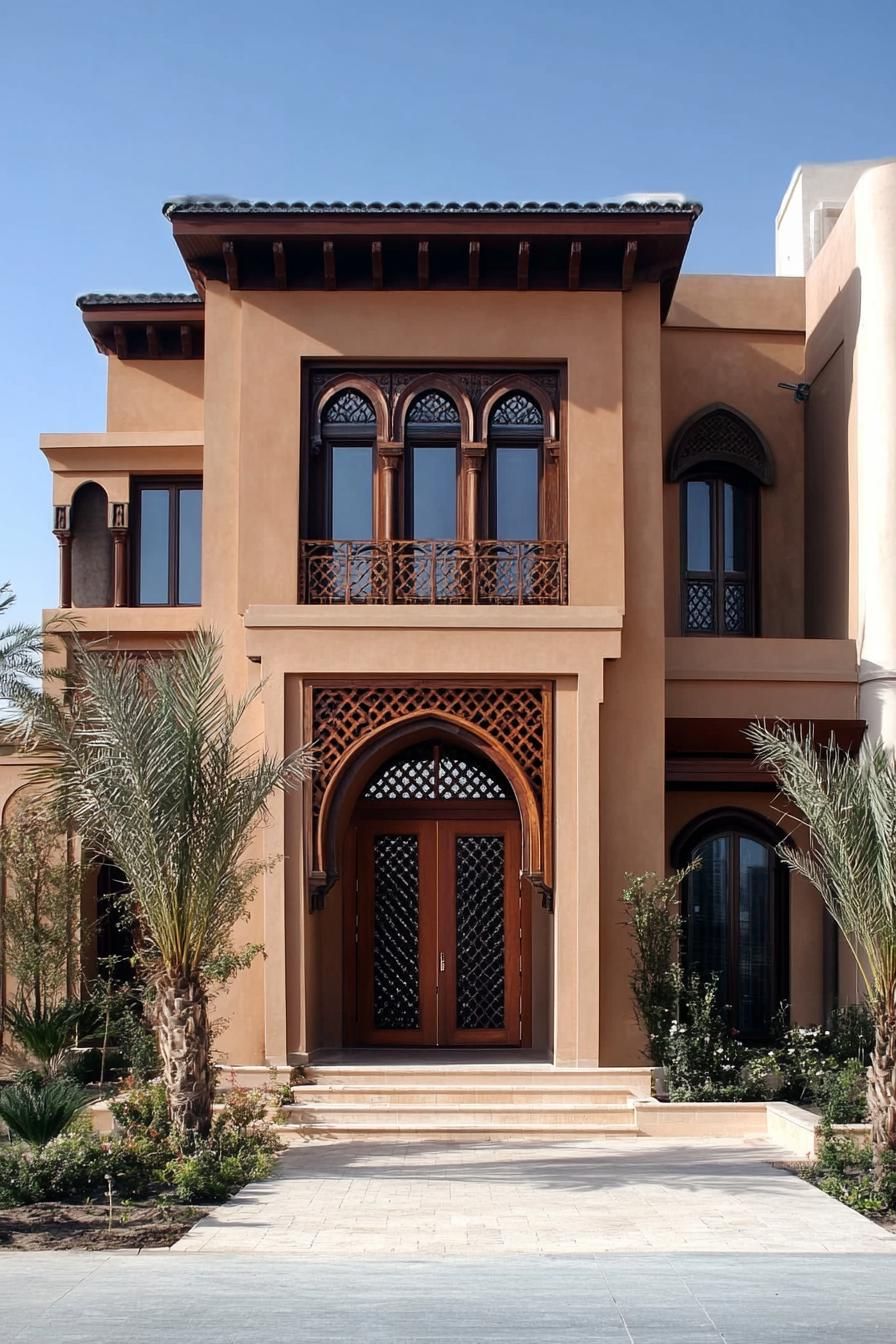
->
[349,817,523,1047]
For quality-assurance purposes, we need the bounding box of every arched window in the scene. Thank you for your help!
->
[668,407,774,636]
[404,391,461,539]
[322,389,376,539]
[487,392,543,539]
[673,811,788,1040]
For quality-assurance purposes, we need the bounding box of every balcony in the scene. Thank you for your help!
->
[299,539,568,606]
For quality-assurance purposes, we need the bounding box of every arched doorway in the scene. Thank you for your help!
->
[342,740,528,1047]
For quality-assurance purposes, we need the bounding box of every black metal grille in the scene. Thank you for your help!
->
[373,834,420,1030]
[489,392,543,427]
[364,744,510,801]
[406,390,460,424]
[455,835,506,1030]
[724,582,747,634]
[323,389,376,424]
[686,580,714,632]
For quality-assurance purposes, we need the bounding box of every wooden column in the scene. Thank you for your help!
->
[109,501,129,607]
[461,443,486,541]
[379,445,402,540]
[52,506,71,608]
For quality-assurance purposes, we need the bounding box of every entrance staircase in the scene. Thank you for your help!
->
[277,1062,653,1140]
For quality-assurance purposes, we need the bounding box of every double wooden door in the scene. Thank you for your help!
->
[346,816,524,1047]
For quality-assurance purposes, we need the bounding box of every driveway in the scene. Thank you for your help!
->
[3,1251,896,1342]
[172,1136,896,1256]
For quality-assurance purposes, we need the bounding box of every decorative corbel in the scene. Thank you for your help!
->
[108,500,129,608]
[52,505,71,609]
[309,870,337,912]
[523,871,554,913]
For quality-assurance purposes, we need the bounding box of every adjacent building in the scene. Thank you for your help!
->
[4,162,894,1070]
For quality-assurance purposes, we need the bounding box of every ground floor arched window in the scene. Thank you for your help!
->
[673,810,788,1040]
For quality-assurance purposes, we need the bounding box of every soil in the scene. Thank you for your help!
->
[0,1201,206,1251]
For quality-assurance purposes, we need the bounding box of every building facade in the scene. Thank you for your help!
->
[5,164,890,1070]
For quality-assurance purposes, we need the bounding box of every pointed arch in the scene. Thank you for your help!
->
[394,375,474,442]
[478,375,557,441]
[666,404,775,485]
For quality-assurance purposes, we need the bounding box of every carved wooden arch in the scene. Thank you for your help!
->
[312,712,546,909]
[477,375,558,442]
[313,374,390,443]
[666,404,775,486]
[393,374,475,443]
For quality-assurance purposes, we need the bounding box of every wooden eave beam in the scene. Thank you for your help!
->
[323,240,336,289]
[371,240,383,289]
[113,325,127,359]
[468,240,480,289]
[171,214,695,241]
[272,240,287,289]
[222,240,239,289]
[621,239,638,291]
[417,240,429,289]
[517,240,530,290]
[568,240,582,290]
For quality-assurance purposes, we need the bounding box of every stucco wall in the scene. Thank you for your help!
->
[106,359,204,432]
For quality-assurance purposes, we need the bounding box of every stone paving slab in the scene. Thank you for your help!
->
[2,1252,896,1341]
[170,1136,896,1256]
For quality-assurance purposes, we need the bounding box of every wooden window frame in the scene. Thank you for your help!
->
[680,470,758,636]
[131,476,203,608]
[402,422,462,540]
[486,422,544,541]
[673,809,789,1042]
[320,423,378,539]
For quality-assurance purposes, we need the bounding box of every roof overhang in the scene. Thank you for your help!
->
[77,293,204,360]
[163,198,701,318]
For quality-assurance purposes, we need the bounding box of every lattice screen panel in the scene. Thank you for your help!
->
[311,684,546,816]
[454,834,506,1030]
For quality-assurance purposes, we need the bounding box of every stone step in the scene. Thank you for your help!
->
[305,1066,653,1094]
[292,1084,635,1106]
[280,1101,635,1128]
[276,1120,641,1140]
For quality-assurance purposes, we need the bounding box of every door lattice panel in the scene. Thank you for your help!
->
[312,684,545,816]
[454,835,506,1030]
[373,833,421,1031]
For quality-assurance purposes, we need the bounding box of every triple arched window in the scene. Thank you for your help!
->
[315,383,546,543]
[668,406,774,636]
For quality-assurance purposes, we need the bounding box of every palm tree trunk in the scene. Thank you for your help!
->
[869,990,896,1176]
[155,971,213,1139]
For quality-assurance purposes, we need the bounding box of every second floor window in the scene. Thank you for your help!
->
[133,478,202,606]
[681,473,755,634]
[405,391,461,538]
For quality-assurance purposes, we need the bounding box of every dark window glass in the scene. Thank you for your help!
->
[137,489,170,605]
[495,446,539,539]
[682,475,755,634]
[685,481,711,571]
[177,489,202,605]
[135,480,202,606]
[682,823,782,1039]
[331,445,373,538]
[409,445,457,538]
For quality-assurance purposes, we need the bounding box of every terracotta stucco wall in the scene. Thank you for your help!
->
[662,277,807,639]
[106,359,204,433]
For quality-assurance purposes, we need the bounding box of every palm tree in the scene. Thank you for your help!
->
[746,721,896,1168]
[12,629,313,1139]
[0,583,45,704]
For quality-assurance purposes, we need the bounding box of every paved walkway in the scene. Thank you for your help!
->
[173,1136,896,1256]
[4,1252,896,1342]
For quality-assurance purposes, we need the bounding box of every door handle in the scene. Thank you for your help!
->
[439,952,446,973]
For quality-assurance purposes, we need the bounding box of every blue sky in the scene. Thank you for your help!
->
[2,0,894,627]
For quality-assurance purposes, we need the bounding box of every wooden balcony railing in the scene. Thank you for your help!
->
[300,539,568,606]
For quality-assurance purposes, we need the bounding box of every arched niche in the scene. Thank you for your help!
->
[71,482,113,607]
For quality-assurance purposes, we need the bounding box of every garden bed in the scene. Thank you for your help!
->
[0,1199,205,1251]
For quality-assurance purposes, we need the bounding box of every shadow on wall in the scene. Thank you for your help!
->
[71,482,113,608]
[803,266,860,642]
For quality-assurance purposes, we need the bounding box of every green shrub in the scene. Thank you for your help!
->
[812,1058,869,1124]
[162,1090,280,1202]
[110,1082,170,1139]
[666,973,748,1101]
[0,1078,90,1144]
[3,1000,98,1078]
[828,1003,874,1066]
[802,1126,896,1214]
[0,1130,172,1207]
